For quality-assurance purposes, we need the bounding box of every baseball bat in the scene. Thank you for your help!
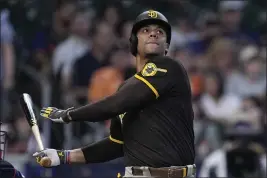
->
[20,93,51,167]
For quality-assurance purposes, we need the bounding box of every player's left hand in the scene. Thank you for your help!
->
[33,148,69,167]
[40,107,74,123]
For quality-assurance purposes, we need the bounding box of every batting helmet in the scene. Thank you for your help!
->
[129,10,172,56]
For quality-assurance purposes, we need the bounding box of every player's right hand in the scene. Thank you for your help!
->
[40,107,74,123]
[33,149,70,168]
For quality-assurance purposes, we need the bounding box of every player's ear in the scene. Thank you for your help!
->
[164,43,169,55]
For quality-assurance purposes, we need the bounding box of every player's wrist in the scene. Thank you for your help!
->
[68,149,87,163]
[62,108,74,123]
[56,150,71,164]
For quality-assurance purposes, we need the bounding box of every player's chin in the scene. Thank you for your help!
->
[144,48,163,56]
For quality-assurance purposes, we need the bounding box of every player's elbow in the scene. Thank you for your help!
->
[106,93,131,114]
[116,99,130,115]
[105,84,151,115]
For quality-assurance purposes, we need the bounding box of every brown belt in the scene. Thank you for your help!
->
[132,166,194,178]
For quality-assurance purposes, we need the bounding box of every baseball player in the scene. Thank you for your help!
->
[0,122,25,178]
[34,10,196,178]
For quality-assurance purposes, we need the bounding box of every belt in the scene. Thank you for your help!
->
[131,164,196,178]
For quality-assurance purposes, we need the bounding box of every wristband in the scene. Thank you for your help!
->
[66,150,70,164]
[57,150,70,164]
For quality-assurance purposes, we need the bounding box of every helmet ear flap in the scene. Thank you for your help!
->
[129,34,138,56]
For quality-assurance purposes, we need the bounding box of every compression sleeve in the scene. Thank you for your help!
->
[81,137,123,164]
[68,76,155,122]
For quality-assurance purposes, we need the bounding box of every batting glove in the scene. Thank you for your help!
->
[40,107,74,123]
[33,149,70,168]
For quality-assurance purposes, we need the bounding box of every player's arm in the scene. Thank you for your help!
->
[76,116,124,163]
[33,138,123,167]
[33,118,123,166]
[72,137,123,163]
[66,58,176,122]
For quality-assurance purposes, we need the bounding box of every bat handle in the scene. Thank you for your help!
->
[32,125,44,151]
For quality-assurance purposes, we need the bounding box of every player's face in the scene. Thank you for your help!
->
[137,24,168,56]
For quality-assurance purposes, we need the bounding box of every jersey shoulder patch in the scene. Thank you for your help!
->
[141,62,167,77]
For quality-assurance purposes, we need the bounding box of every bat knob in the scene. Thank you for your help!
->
[40,157,52,167]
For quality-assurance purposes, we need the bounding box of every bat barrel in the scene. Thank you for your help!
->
[20,93,37,127]
[19,93,44,150]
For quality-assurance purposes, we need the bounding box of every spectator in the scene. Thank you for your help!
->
[200,71,241,125]
[171,46,193,70]
[192,101,206,146]
[107,47,135,78]
[70,21,116,105]
[51,1,77,44]
[218,0,254,45]
[88,67,123,103]
[29,1,78,66]
[117,20,134,48]
[100,2,123,30]
[172,46,204,99]
[169,16,199,53]
[189,68,204,100]
[219,1,245,33]
[194,99,223,160]
[0,9,15,122]
[28,2,79,73]
[87,46,133,103]
[226,56,266,98]
[205,37,238,77]
[188,12,221,55]
[52,10,93,91]
[228,96,263,130]
[6,105,30,153]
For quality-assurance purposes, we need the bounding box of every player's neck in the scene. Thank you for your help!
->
[136,55,148,72]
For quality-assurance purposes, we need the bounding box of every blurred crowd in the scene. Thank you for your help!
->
[0,0,266,177]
